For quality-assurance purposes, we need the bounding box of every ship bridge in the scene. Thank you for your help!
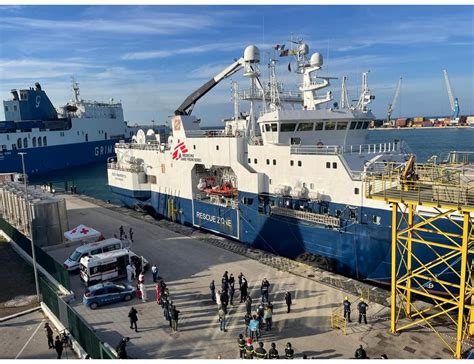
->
[365,151,474,358]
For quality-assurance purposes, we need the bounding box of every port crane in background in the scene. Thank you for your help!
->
[443,69,460,124]
[387,77,402,125]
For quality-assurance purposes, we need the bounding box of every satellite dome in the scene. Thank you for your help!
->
[244,45,260,63]
[298,43,309,55]
[310,52,323,67]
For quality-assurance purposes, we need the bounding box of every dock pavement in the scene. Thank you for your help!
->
[45,194,456,359]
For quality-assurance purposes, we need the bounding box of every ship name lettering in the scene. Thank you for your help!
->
[196,211,231,227]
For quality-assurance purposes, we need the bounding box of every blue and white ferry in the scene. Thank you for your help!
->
[107,43,472,286]
[0,81,136,174]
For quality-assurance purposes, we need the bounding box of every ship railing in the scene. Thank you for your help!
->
[185,129,235,138]
[290,141,403,156]
[194,193,238,209]
[239,88,303,103]
[270,206,340,227]
[115,143,162,151]
[364,165,474,209]
[107,163,144,173]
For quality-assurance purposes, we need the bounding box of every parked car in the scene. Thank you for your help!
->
[83,282,136,309]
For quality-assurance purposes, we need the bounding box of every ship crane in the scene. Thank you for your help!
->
[387,77,402,124]
[443,69,460,122]
[174,46,263,116]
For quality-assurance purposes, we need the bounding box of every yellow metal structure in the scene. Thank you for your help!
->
[331,310,347,335]
[366,158,474,358]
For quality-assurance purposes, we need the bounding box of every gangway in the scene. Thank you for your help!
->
[365,154,474,358]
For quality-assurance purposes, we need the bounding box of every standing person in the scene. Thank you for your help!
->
[238,334,246,359]
[256,302,265,329]
[151,264,158,283]
[216,290,222,310]
[168,302,175,328]
[128,307,138,332]
[126,263,134,283]
[44,323,54,349]
[115,337,130,359]
[238,272,244,291]
[163,297,171,323]
[228,273,235,292]
[54,335,63,359]
[210,280,216,302]
[140,282,147,302]
[245,337,254,359]
[244,312,252,336]
[343,296,352,322]
[155,282,161,304]
[222,272,229,293]
[354,345,367,359]
[285,342,294,359]
[138,271,145,285]
[218,307,226,332]
[249,315,260,340]
[229,284,235,306]
[268,343,279,359]
[221,290,229,314]
[255,342,267,359]
[357,299,368,324]
[245,295,253,315]
[285,291,292,313]
[129,227,134,242]
[260,278,270,303]
[240,277,248,303]
[119,225,124,239]
[171,305,180,332]
[264,305,273,331]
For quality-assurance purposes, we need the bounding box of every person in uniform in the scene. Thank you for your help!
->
[245,295,252,315]
[126,263,134,283]
[44,323,54,349]
[218,307,226,332]
[128,307,138,332]
[116,337,130,359]
[354,344,367,359]
[151,264,158,283]
[285,291,292,313]
[210,280,216,302]
[268,342,279,359]
[245,337,254,359]
[240,277,248,303]
[255,341,267,359]
[171,305,180,332]
[229,284,235,306]
[343,296,352,322]
[285,342,294,359]
[357,299,368,324]
[260,278,270,303]
[237,334,246,359]
[54,335,63,359]
[221,290,229,314]
[264,305,273,331]
[244,312,252,336]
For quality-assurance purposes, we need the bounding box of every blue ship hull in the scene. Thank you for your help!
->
[110,186,464,287]
[0,140,117,175]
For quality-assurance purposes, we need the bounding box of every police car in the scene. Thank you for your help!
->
[83,282,136,309]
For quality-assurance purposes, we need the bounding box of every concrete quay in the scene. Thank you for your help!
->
[46,194,456,359]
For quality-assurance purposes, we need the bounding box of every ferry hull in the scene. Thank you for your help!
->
[0,140,117,175]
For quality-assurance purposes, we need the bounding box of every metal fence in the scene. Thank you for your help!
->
[0,218,70,290]
[40,277,115,359]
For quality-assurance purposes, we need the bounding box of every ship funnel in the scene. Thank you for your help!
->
[310,53,323,68]
[35,82,42,91]
[244,45,260,63]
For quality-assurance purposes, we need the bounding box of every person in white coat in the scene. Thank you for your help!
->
[126,264,134,283]
[216,290,222,310]
[140,283,147,302]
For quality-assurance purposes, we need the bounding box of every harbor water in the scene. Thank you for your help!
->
[30,127,474,205]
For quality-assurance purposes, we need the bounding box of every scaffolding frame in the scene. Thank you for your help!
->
[366,161,474,358]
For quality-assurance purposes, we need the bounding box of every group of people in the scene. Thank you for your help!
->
[157,278,181,332]
[238,335,294,359]
[343,296,369,324]
[118,225,134,242]
[44,323,65,359]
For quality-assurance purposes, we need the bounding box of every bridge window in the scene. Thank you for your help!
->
[297,122,313,131]
[32,137,36,147]
[290,137,301,145]
[23,137,28,147]
[273,159,276,165]
[325,121,335,130]
[17,138,22,148]
[354,187,360,195]
[254,158,258,164]
[356,122,363,129]
[216,145,219,151]
[290,160,294,166]
[326,162,330,168]
[241,197,254,205]
[333,162,337,169]
[350,121,357,130]
[280,123,296,132]
[43,136,47,146]
[85,134,88,142]
[271,123,278,132]
[260,125,265,133]
[248,158,251,164]
[265,124,271,132]
[362,121,370,129]
[38,137,42,146]
[315,122,324,130]
[20,92,28,100]
[337,121,348,130]
[266,159,270,165]
[298,161,302,167]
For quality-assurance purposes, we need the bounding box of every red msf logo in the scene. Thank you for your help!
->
[172,139,188,160]
[80,228,90,235]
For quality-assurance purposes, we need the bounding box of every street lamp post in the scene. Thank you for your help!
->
[19,152,40,302]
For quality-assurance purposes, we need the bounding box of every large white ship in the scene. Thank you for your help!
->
[107,43,472,285]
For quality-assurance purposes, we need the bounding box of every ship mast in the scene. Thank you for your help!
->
[71,77,80,103]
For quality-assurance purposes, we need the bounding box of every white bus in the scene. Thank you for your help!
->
[63,238,128,271]
[79,249,149,286]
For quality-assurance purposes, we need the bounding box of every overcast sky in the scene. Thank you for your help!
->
[0,5,472,125]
